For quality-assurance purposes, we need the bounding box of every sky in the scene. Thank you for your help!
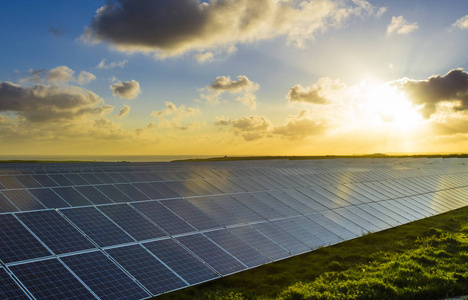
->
[1,0,468,156]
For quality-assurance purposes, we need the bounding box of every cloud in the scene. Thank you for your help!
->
[48,66,75,84]
[19,69,47,84]
[194,52,214,63]
[215,115,272,141]
[273,115,328,139]
[386,16,418,36]
[0,81,112,123]
[200,75,259,109]
[97,58,129,69]
[394,68,468,118]
[287,77,345,104]
[77,71,97,85]
[118,104,131,118]
[83,0,385,58]
[452,15,468,30]
[151,101,201,130]
[110,80,141,99]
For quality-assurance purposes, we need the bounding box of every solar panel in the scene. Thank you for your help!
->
[10,258,96,300]
[52,187,93,206]
[60,207,134,247]
[0,267,30,300]
[1,190,45,211]
[205,229,270,268]
[16,210,96,255]
[162,199,221,231]
[143,239,219,285]
[1,158,467,299]
[61,250,150,300]
[0,214,52,263]
[106,244,187,295]
[98,204,166,241]
[177,233,246,275]
[28,188,70,208]
[131,201,196,235]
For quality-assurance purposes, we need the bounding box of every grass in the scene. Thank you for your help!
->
[156,205,468,300]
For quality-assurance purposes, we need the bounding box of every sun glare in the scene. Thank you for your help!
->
[360,81,423,130]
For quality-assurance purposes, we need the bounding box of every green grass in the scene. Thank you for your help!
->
[157,205,468,300]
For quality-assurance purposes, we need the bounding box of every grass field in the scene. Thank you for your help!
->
[157,205,468,300]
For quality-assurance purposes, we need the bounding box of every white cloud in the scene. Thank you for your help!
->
[386,16,418,36]
[110,80,141,99]
[96,58,129,69]
[83,0,385,58]
[200,75,259,109]
[452,15,468,30]
[118,104,131,118]
[48,66,75,84]
[77,71,96,85]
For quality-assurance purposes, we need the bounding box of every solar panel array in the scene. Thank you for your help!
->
[0,158,468,299]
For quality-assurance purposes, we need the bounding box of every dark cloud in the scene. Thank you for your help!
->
[396,69,468,118]
[83,0,385,57]
[0,81,112,123]
[110,80,141,99]
[210,75,256,92]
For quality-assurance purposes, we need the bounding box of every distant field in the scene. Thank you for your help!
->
[157,204,468,300]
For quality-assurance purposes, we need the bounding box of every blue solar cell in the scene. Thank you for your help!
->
[61,207,134,247]
[0,192,18,213]
[272,218,323,249]
[252,222,310,255]
[205,229,270,267]
[0,176,24,189]
[177,234,245,275]
[106,244,187,295]
[162,199,221,231]
[1,190,44,211]
[291,216,343,245]
[10,259,96,300]
[230,226,290,261]
[48,174,75,186]
[306,213,357,240]
[75,186,113,205]
[106,172,129,183]
[31,175,59,187]
[52,187,93,207]
[96,185,132,203]
[0,214,52,263]
[93,173,117,184]
[131,201,196,235]
[131,182,168,200]
[142,239,216,288]
[61,251,149,300]
[28,188,70,208]
[211,195,265,223]
[98,204,166,241]
[231,193,283,220]
[78,173,103,184]
[17,210,96,254]
[14,175,42,188]
[164,181,199,197]
[188,197,245,226]
[115,183,150,201]
[64,174,89,185]
[147,182,181,198]
[0,268,31,300]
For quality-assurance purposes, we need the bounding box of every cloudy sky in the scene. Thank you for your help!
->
[1,0,468,156]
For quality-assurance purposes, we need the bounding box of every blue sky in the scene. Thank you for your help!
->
[1,0,468,155]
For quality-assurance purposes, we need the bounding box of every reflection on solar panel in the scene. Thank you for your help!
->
[1,157,468,298]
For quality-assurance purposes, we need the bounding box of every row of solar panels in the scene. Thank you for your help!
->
[1,170,468,214]
[2,183,468,299]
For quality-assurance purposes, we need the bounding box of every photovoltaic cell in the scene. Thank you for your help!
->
[28,188,70,208]
[93,173,117,184]
[291,216,342,245]
[131,182,167,200]
[147,182,181,198]
[177,234,245,275]
[162,199,221,231]
[106,244,187,295]
[115,183,150,201]
[164,181,199,197]
[306,213,357,240]
[2,190,44,211]
[231,193,283,220]
[14,175,42,188]
[0,267,30,300]
[96,185,133,203]
[31,175,59,188]
[0,176,24,189]
[61,251,150,300]
[272,218,323,249]
[64,174,89,186]
[60,207,134,247]
[75,186,113,205]
[229,225,290,261]
[252,222,310,255]
[211,195,265,223]
[131,201,196,235]
[79,173,103,185]
[0,192,18,213]
[48,174,75,186]
[52,187,93,207]
[17,210,95,255]
[0,214,51,263]
[205,229,270,267]
[143,239,219,285]
[98,204,166,241]
[10,259,96,300]
[188,197,245,226]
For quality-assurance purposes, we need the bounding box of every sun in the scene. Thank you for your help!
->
[359,81,424,130]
